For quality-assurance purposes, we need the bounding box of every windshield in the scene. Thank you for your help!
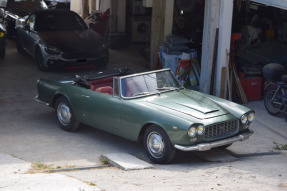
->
[121,70,182,98]
[35,11,87,31]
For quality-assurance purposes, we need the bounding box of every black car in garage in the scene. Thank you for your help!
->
[16,9,109,70]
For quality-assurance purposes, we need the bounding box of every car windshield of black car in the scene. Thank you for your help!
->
[35,12,86,31]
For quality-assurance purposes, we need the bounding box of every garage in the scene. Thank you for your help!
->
[0,0,287,190]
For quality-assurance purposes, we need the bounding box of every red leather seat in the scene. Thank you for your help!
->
[95,86,113,95]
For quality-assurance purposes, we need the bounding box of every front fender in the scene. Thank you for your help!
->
[119,100,193,144]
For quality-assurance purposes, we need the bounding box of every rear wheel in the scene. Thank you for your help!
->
[264,87,281,115]
[55,97,80,131]
[143,125,175,164]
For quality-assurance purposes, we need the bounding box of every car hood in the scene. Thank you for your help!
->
[38,30,104,52]
[146,90,229,120]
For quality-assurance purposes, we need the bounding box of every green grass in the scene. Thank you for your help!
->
[273,142,287,150]
[100,156,109,165]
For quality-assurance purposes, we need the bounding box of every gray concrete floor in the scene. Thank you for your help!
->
[0,39,287,191]
[0,39,149,167]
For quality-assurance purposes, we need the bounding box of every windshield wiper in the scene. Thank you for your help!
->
[156,87,179,91]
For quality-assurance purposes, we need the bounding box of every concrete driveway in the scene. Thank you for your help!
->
[0,40,286,191]
[0,40,149,167]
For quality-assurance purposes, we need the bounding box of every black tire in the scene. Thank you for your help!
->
[264,87,281,116]
[0,45,5,58]
[55,96,80,131]
[35,47,46,71]
[143,125,175,164]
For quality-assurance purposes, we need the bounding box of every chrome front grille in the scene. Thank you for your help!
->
[205,120,239,140]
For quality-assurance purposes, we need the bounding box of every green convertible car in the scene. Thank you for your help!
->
[35,68,255,164]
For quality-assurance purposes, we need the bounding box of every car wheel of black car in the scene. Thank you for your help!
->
[35,47,46,71]
[143,125,175,164]
[55,96,80,132]
[0,46,5,58]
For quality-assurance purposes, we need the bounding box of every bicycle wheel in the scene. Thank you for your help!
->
[264,87,282,116]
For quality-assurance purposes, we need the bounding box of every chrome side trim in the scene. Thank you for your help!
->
[174,130,254,151]
[34,95,50,106]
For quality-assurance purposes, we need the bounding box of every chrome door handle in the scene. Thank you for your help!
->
[81,95,90,98]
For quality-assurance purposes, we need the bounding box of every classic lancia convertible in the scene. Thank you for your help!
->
[35,68,255,164]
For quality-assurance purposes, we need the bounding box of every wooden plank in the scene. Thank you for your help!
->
[209,28,219,95]
[150,0,165,70]
[215,0,234,97]
[220,67,226,99]
[231,60,248,104]
[225,49,232,101]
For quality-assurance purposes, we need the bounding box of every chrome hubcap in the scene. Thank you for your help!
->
[147,132,165,158]
[57,103,71,125]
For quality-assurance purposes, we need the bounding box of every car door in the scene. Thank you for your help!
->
[20,14,39,56]
[80,77,122,133]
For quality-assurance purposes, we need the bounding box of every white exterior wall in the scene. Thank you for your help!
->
[71,0,82,15]
[200,0,220,94]
[215,0,234,97]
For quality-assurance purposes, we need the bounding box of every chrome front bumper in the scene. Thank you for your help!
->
[174,130,254,151]
[34,95,50,106]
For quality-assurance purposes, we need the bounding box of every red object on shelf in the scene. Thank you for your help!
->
[239,77,263,101]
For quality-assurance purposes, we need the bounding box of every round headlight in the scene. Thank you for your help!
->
[197,125,205,135]
[241,114,248,124]
[188,127,197,137]
[248,112,255,122]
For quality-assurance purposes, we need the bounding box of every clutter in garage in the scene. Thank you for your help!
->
[159,0,204,90]
[231,1,287,102]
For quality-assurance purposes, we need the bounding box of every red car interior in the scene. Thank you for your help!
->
[89,76,114,95]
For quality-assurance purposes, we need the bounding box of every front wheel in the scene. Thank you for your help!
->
[143,125,175,164]
[264,87,281,116]
[55,97,80,131]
